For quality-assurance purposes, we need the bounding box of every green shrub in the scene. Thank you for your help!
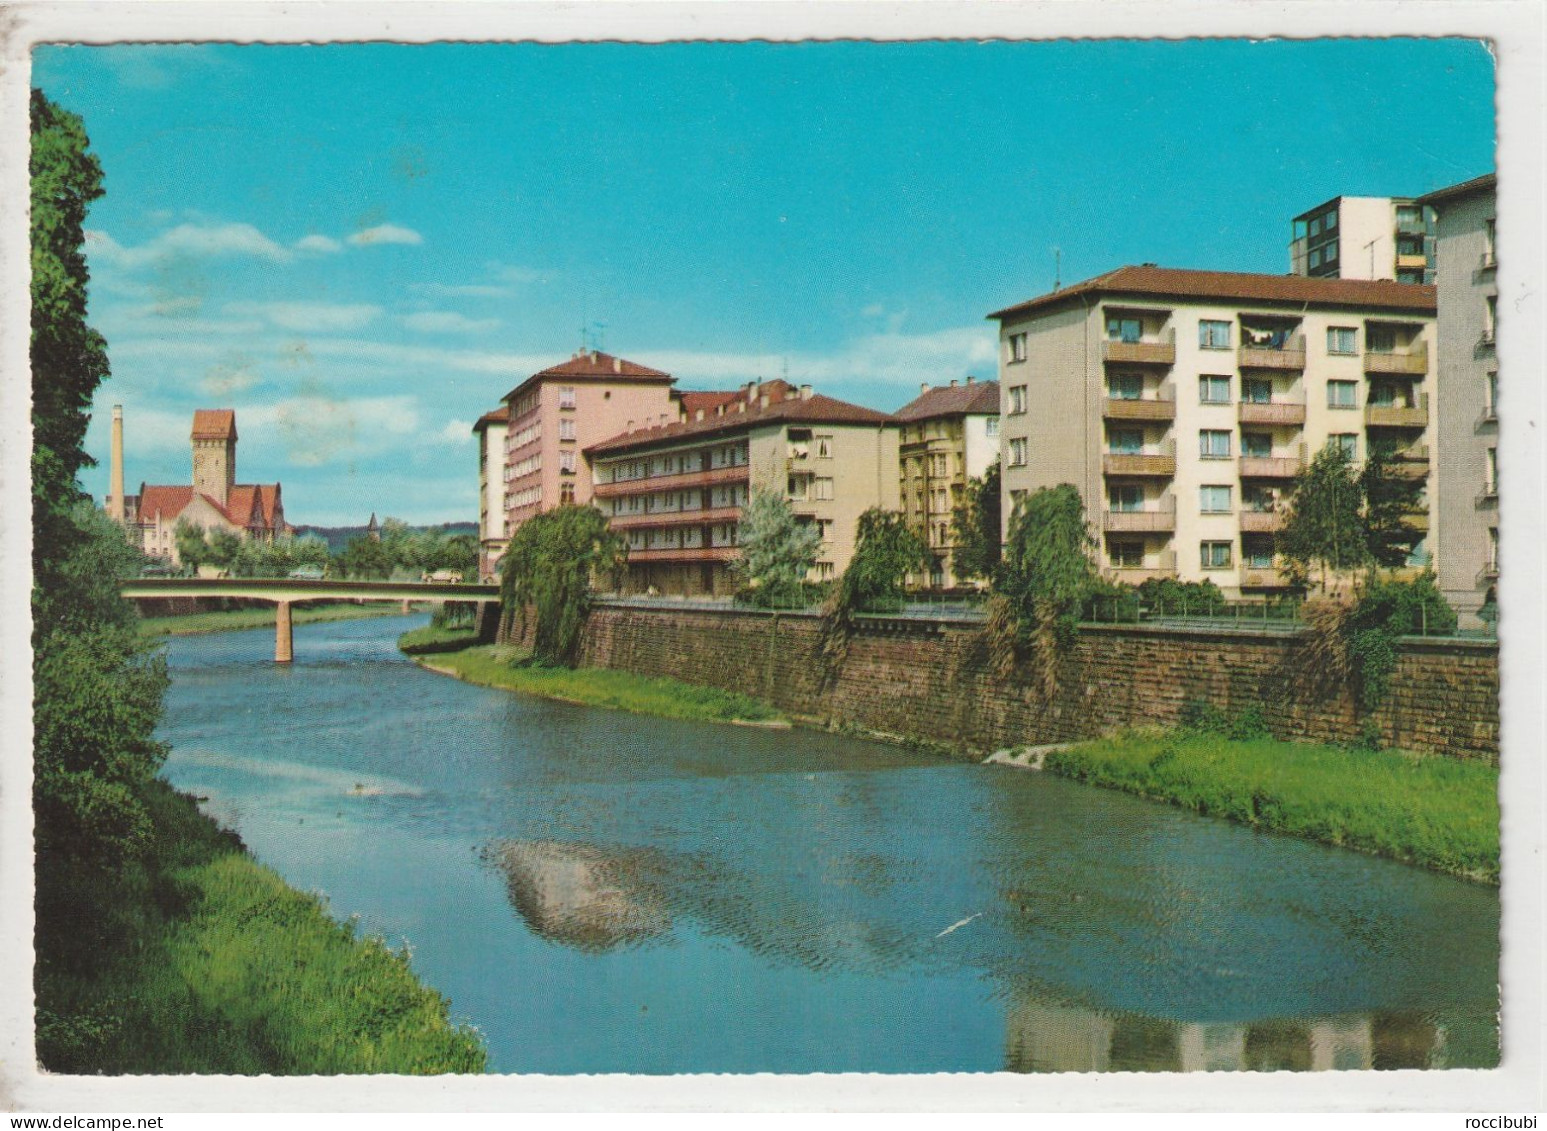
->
[1346,572,1458,711]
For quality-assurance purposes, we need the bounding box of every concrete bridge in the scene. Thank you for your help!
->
[121,578,501,662]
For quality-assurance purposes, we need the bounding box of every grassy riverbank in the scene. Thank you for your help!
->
[1042,731,1500,884]
[36,779,486,1074]
[407,640,786,725]
[398,623,483,654]
[141,601,405,637]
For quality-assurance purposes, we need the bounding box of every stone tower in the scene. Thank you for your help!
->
[191,409,237,509]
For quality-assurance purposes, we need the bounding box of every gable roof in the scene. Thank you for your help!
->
[191,409,237,441]
[472,407,508,433]
[987,265,1437,322]
[895,380,1000,421]
[675,390,741,417]
[502,350,675,402]
[136,484,194,521]
[1416,172,1496,207]
[586,379,893,457]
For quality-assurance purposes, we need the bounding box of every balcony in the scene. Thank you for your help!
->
[1103,501,1176,534]
[1363,346,1428,376]
[1389,445,1430,479]
[1480,249,1497,271]
[1364,393,1429,429]
[1237,399,1307,427]
[1103,451,1176,478]
[1103,393,1176,422]
[1240,565,1293,588]
[625,545,740,564]
[1477,561,1500,584]
[1237,336,1306,371]
[609,506,742,531]
[593,464,750,499]
[1238,450,1305,479]
[1239,510,1284,534]
[1102,332,1176,366]
[1106,550,1178,585]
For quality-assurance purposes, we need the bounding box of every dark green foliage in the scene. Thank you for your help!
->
[731,488,822,608]
[1180,697,1271,741]
[1136,577,1227,616]
[1082,577,1139,622]
[1360,443,1427,568]
[1278,444,1371,589]
[330,519,476,580]
[498,504,625,666]
[1345,572,1458,712]
[832,508,930,615]
[951,458,1002,582]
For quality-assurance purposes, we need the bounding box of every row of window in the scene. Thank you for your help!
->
[788,475,835,502]
[505,484,542,511]
[609,484,751,516]
[1008,321,1418,365]
[1103,429,1361,460]
[606,443,750,483]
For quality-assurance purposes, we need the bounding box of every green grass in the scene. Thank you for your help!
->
[398,623,482,655]
[415,644,785,725]
[140,602,405,637]
[35,779,486,1074]
[1043,731,1500,884]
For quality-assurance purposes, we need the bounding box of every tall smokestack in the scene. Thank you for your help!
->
[108,405,125,521]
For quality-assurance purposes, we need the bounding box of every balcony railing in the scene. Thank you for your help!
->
[624,545,741,564]
[1103,500,1176,533]
[593,463,750,499]
[608,505,742,531]
[1102,330,1176,366]
[1237,336,1306,371]
[1103,452,1176,478]
[1102,394,1176,422]
[1106,550,1178,584]
[1239,510,1284,534]
[1363,345,1429,376]
[1240,565,1293,588]
[1237,399,1307,426]
[1364,393,1429,429]
[1388,445,1430,478]
[1480,249,1497,270]
[1478,561,1500,583]
[1395,253,1430,271]
[1238,449,1305,479]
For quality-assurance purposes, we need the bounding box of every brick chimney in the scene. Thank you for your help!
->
[108,405,125,522]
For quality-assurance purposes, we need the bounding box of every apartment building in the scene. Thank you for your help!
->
[1417,173,1498,627]
[585,379,899,596]
[989,266,1437,598]
[472,407,509,579]
[1290,196,1434,284]
[893,377,1000,587]
[499,350,678,539]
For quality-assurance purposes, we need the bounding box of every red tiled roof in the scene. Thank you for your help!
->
[226,484,282,528]
[987,265,1437,322]
[503,350,675,402]
[1416,172,1496,207]
[136,485,194,521]
[894,380,1000,421]
[191,409,237,440]
[472,407,508,432]
[586,379,893,456]
[675,390,741,417]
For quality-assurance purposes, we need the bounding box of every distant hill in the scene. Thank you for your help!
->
[291,521,477,554]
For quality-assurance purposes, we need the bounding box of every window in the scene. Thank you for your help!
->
[1328,380,1358,408]
[1200,485,1232,514]
[1009,488,1027,514]
[558,386,576,409]
[1329,433,1358,460]
[1245,541,1275,569]
[814,477,834,501]
[1488,527,1499,571]
[1309,248,1322,269]
[1368,383,1399,408]
[1008,332,1028,363]
[1109,429,1143,455]
[1199,375,1231,404]
[1485,372,1498,419]
[1324,241,1338,262]
[1242,432,1272,459]
[1109,541,1144,568]
[559,418,576,441]
[1199,430,1232,459]
[558,450,576,474]
[1327,327,1357,355]
[1309,218,1322,237]
[1483,218,1497,266]
[1007,385,1027,414]
[1486,447,1498,495]
[1484,296,1497,345]
[1008,437,1028,467]
[1243,378,1273,404]
[1396,236,1424,257]
[1367,325,1397,353]
[1325,210,1337,231]
[559,482,575,505]
[1108,483,1145,512]
[1200,541,1233,569]
[1199,320,1231,349]
[1395,204,1421,226]
[1109,374,1143,400]
[1106,317,1142,344]
[817,437,833,459]
[986,416,1000,437]
[1243,486,1276,513]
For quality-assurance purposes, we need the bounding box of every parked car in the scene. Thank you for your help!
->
[422,569,463,584]
[288,564,327,580]
[138,562,178,578]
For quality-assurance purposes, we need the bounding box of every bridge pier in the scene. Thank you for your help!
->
[275,600,293,663]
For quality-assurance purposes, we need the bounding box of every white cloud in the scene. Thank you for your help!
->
[295,234,344,254]
[347,224,423,247]
[410,282,513,299]
[440,420,474,443]
[489,263,542,286]
[241,394,422,467]
[404,311,503,335]
[224,301,382,333]
[87,222,293,269]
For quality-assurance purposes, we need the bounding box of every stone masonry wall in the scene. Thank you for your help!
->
[569,605,1499,762]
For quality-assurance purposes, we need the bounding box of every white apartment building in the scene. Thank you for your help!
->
[1417,173,1498,627]
[472,407,509,580]
[989,266,1437,598]
[1290,196,1434,285]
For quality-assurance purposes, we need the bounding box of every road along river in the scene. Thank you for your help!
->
[156,614,1500,1074]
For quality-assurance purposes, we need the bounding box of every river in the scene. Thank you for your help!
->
[156,614,1500,1074]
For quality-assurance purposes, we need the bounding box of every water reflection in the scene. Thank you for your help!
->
[484,840,670,951]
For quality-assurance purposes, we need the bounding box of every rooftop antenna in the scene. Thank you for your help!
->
[781,357,789,383]
[592,321,607,352]
[578,320,589,352]
[1054,247,1062,291]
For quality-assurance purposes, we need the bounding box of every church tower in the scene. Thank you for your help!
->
[191,409,237,509]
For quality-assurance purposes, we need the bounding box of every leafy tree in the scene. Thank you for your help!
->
[951,458,1002,583]
[730,488,822,608]
[1344,572,1456,714]
[498,505,626,666]
[1359,443,1427,569]
[1277,445,1370,591]
[335,532,394,579]
[831,508,930,614]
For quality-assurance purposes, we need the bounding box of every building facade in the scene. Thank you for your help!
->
[472,407,509,580]
[499,350,678,543]
[108,407,288,565]
[1417,173,1498,627]
[893,378,1000,587]
[989,266,1437,598]
[585,379,900,597]
[1290,196,1434,284]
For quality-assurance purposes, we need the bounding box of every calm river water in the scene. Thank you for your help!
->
[156,614,1500,1074]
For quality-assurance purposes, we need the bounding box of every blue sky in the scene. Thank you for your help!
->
[33,40,1496,526]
